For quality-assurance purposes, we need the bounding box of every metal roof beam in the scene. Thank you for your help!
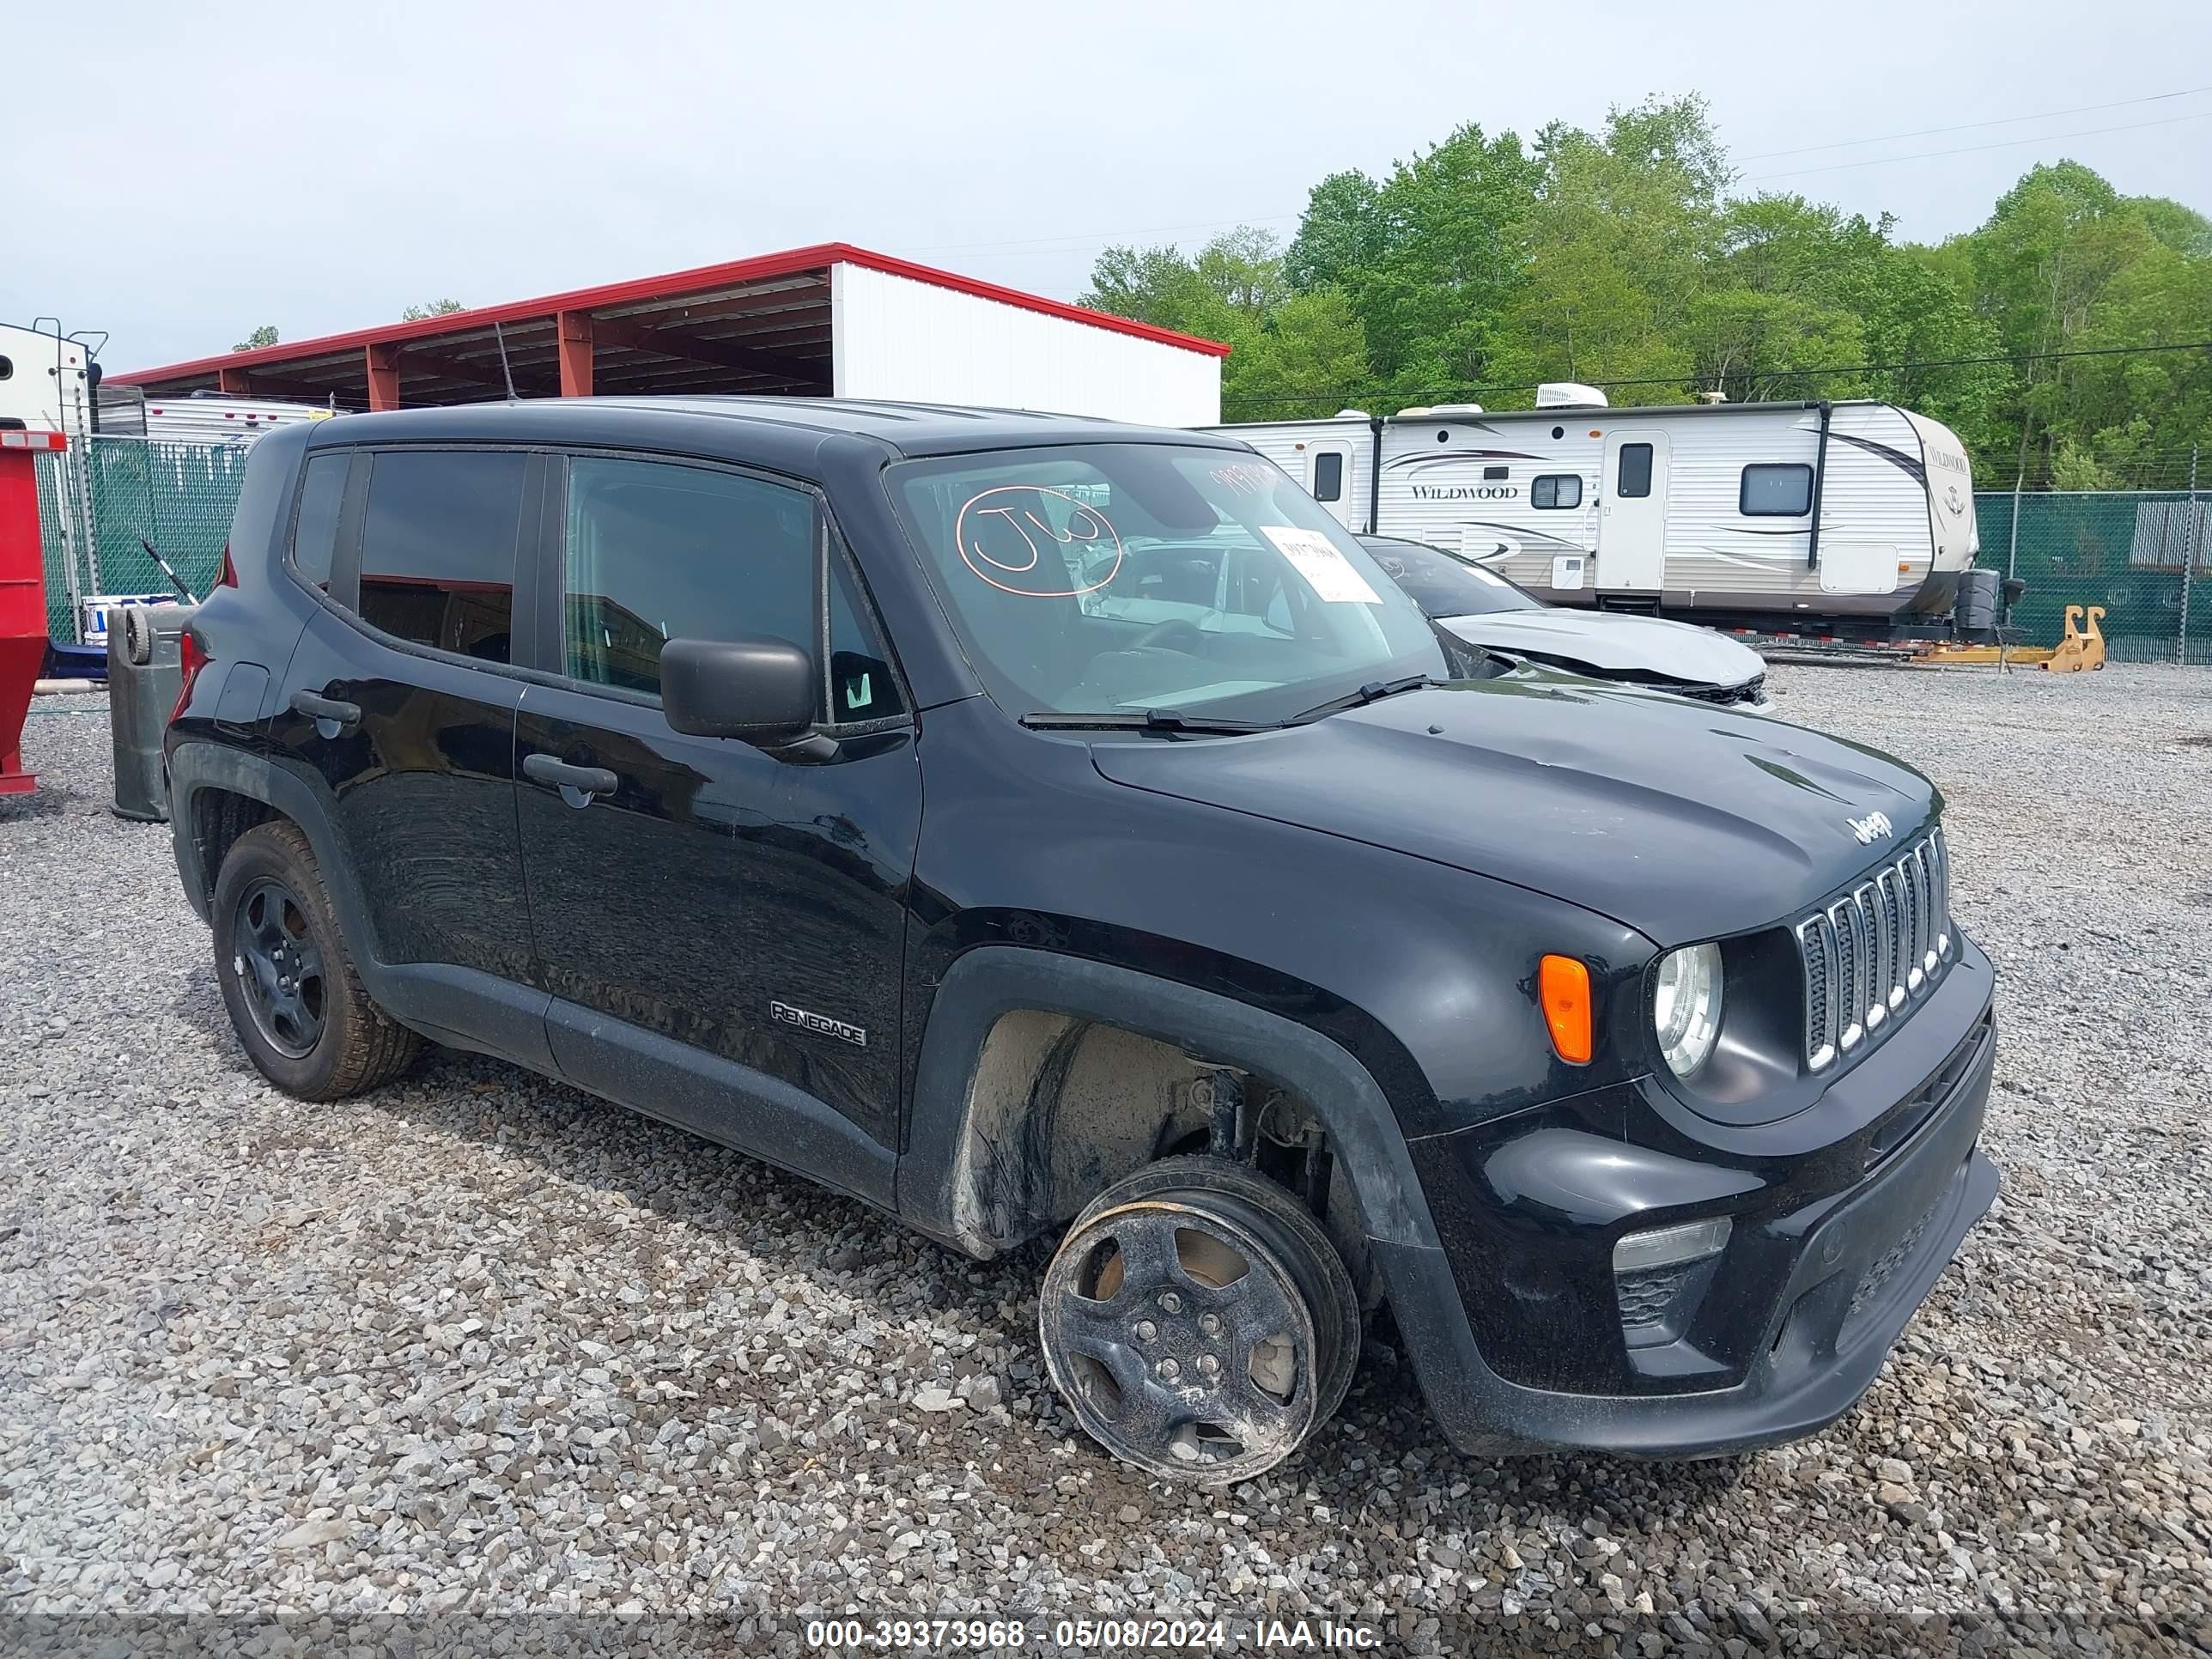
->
[588,314,830,389]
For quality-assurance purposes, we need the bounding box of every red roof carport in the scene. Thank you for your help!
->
[116,242,1228,412]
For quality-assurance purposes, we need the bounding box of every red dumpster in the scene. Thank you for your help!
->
[0,428,65,796]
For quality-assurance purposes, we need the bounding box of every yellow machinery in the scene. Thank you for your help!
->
[1919,604,2106,671]
[2042,605,2108,672]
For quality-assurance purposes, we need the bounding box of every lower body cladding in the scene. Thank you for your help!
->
[1382,939,1997,1459]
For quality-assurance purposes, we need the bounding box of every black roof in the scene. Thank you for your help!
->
[301,395,1250,465]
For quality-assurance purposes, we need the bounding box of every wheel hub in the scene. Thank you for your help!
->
[1039,1194,1320,1481]
[231,876,328,1060]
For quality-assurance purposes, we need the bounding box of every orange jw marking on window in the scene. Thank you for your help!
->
[954,486,1124,598]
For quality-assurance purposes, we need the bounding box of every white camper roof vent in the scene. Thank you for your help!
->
[1334,408,1370,419]
[1535,381,1609,409]
[1395,405,1431,417]
[1427,401,1486,416]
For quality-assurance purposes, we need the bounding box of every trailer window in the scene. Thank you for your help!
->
[1741,463,1814,516]
[1311,451,1345,502]
[1532,474,1583,510]
[1617,445,1654,499]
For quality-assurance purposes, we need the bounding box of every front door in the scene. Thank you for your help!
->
[1305,441,1357,531]
[1597,430,1670,592]
[513,452,920,1187]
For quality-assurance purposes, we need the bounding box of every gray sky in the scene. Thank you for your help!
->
[10,0,2210,373]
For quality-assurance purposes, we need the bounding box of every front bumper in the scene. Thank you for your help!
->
[1383,936,1997,1459]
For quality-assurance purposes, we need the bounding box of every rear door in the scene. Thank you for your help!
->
[512,451,920,1194]
[269,445,543,1060]
[1304,440,1358,531]
[1597,430,1670,593]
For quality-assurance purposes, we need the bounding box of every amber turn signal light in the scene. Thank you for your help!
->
[1539,954,1593,1064]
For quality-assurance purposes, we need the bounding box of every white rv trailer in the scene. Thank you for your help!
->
[0,321,94,437]
[1211,386,1980,629]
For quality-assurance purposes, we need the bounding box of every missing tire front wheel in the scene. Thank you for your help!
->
[1038,1159,1357,1484]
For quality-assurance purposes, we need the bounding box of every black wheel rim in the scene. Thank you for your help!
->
[1040,1198,1320,1481]
[230,876,327,1060]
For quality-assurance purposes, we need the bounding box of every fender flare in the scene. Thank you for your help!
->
[896,945,1446,1256]
[897,945,1515,1446]
[167,741,383,963]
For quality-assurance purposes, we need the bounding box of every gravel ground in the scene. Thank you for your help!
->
[3,668,2209,1656]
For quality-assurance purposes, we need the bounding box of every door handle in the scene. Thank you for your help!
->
[289,688,361,737]
[523,752,618,804]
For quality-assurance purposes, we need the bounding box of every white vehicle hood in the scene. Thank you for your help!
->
[1438,609,1765,689]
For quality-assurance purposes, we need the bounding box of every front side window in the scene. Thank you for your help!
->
[1617,444,1654,499]
[1741,462,1814,517]
[890,444,1445,723]
[1532,473,1583,510]
[562,455,816,698]
[290,451,348,588]
[829,557,905,723]
[358,450,526,663]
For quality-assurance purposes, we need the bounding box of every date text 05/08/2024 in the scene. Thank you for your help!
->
[802,1616,1386,1650]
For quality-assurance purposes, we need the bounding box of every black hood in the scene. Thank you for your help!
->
[1089,669,1937,946]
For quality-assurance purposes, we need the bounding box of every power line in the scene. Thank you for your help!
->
[1743,111,2212,182]
[1229,337,2212,413]
[896,92,2212,269]
[1736,84,2212,161]
[894,210,1303,261]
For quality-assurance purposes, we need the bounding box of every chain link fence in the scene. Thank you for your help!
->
[26,434,2212,665]
[1974,487,2209,665]
[35,435,256,641]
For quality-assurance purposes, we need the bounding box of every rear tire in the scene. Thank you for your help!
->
[211,821,418,1100]
[1040,1156,1360,1484]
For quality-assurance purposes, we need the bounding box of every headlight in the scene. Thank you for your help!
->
[1654,943,1723,1078]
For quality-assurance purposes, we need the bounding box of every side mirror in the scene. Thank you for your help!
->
[661,635,817,744]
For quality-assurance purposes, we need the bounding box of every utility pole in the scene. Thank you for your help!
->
[2181,444,2200,666]
[2007,468,2023,582]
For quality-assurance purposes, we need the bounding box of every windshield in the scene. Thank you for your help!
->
[890,445,1447,722]
[1359,537,1545,619]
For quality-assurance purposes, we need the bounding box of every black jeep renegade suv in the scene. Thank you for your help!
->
[166,398,1998,1483]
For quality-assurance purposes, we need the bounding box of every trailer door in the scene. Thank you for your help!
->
[1304,439,1358,531]
[1597,431,1669,592]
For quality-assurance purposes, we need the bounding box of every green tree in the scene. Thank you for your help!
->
[233,325,278,351]
[401,298,467,320]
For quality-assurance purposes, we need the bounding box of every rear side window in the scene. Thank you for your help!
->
[1617,444,1654,499]
[358,451,526,663]
[562,455,817,698]
[290,452,348,588]
[1311,451,1344,502]
[1532,473,1583,509]
[1741,462,1814,516]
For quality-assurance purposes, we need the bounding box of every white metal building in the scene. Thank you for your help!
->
[115,243,1228,428]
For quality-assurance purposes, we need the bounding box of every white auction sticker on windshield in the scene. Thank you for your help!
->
[1261,526,1383,605]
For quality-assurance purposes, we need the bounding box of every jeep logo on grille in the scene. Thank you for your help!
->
[1846,811,1894,845]
[769,1000,866,1047]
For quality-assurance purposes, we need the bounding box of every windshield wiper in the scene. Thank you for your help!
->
[1287,674,1438,725]
[1020,709,1276,736]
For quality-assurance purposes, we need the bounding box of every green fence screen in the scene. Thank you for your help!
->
[35,436,255,641]
[27,439,2212,665]
[1973,489,2209,665]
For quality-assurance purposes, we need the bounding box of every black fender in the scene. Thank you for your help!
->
[898,946,1443,1255]
[895,944,1517,1445]
[165,739,557,1073]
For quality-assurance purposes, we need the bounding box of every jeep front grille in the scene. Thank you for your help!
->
[1796,828,1951,1073]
